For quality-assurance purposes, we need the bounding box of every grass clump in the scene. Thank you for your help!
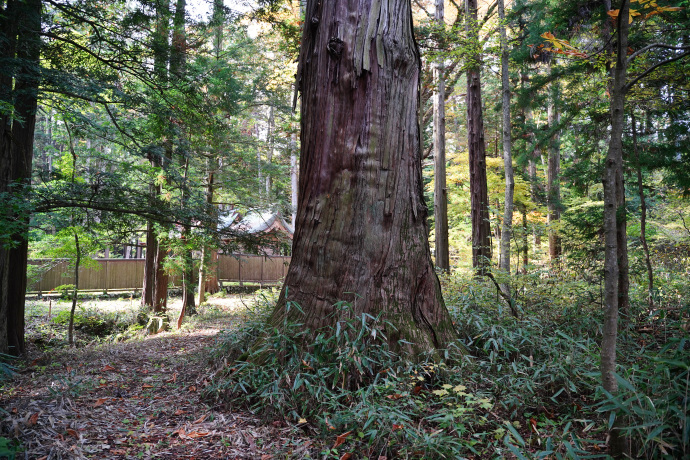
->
[209,300,482,459]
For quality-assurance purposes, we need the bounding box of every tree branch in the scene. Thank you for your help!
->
[627,43,690,64]
[625,51,690,92]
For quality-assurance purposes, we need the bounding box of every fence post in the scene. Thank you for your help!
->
[104,260,109,294]
[238,256,243,287]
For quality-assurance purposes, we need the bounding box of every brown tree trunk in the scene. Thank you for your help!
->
[521,204,529,274]
[466,0,493,275]
[632,112,653,310]
[0,0,41,356]
[68,231,80,347]
[270,0,457,354]
[547,84,561,262]
[142,222,155,308]
[602,1,630,456]
[498,0,514,280]
[153,243,168,313]
[433,0,449,272]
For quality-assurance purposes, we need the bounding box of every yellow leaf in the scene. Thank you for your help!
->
[298,418,307,424]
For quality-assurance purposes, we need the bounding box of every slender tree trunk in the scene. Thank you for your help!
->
[547,83,561,262]
[602,1,630,456]
[0,0,41,356]
[270,0,457,354]
[433,0,449,272]
[266,105,274,199]
[197,168,215,305]
[68,231,80,347]
[498,0,513,279]
[466,0,492,275]
[142,221,155,308]
[290,133,298,227]
[616,158,630,322]
[521,204,528,274]
[632,112,653,310]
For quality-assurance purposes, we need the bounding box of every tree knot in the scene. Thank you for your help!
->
[327,37,345,60]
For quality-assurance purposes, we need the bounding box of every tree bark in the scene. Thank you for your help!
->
[433,0,449,272]
[602,1,630,456]
[0,0,41,356]
[466,0,493,275]
[142,222,155,308]
[68,231,80,347]
[498,0,513,278]
[632,112,653,310]
[547,83,561,262]
[271,0,457,355]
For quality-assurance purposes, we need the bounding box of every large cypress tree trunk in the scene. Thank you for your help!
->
[270,0,457,354]
[0,0,41,356]
[466,0,492,275]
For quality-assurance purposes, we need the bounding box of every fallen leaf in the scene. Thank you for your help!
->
[94,398,108,407]
[110,448,127,455]
[392,424,404,430]
[378,457,388,460]
[187,431,210,438]
[261,455,273,460]
[297,418,307,424]
[142,384,154,389]
[173,409,185,416]
[165,373,178,383]
[192,414,207,424]
[188,385,197,392]
[102,365,117,372]
[28,413,39,426]
[530,417,540,434]
[340,454,353,460]
[386,394,404,400]
[11,408,17,414]
[333,430,352,448]
[67,428,79,438]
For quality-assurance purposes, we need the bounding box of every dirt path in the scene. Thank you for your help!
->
[1,296,298,459]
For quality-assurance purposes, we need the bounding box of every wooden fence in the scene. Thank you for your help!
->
[27,254,291,293]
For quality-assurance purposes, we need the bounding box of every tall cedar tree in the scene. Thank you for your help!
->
[433,0,449,272]
[270,0,457,354]
[466,0,492,274]
[0,0,41,355]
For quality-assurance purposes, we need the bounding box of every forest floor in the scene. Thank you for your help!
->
[1,293,307,459]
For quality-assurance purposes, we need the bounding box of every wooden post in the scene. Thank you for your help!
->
[104,259,109,293]
[238,256,242,287]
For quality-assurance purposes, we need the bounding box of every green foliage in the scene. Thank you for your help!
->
[0,353,18,384]
[51,308,120,336]
[596,337,690,459]
[0,436,23,460]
